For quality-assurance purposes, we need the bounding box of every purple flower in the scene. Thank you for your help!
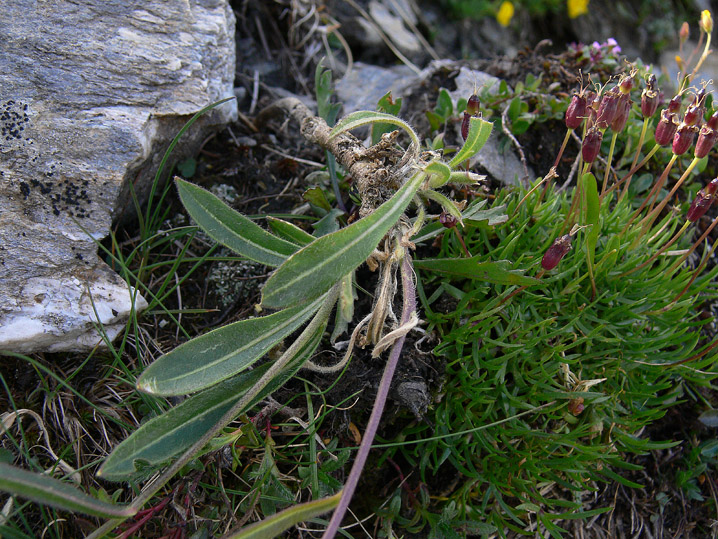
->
[605,38,621,53]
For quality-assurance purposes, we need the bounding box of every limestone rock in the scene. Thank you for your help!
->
[0,0,237,353]
[336,62,416,113]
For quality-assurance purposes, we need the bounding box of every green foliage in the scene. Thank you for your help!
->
[379,178,718,536]
[0,463,136,518]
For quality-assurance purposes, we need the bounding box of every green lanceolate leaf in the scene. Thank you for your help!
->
[448,116,493,169]
[100,324,326,481]
[581,172,600,295]
[413,257,539,286]
[176,178,297,267]
[137,296,325,396]
[0,463,136,518]
[225,491,342,538]
[329,111,420,149]
[267,217,315,246]
[261,171,426,309]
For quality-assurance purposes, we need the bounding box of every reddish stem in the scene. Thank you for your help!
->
[322,254,417,539]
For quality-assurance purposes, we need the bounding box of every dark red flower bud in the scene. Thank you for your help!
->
[655,109,679,146]
[596,88,620,129]
[672,123,699,155]
[439,210,458,228]
[695,113,718,158]
[687,190,714,221]
[466,94,480,116]
[565,93,587,130]
[582,126,603,163]
[541,234,573,270]
[610,94,631,133]
[461,95,481,141]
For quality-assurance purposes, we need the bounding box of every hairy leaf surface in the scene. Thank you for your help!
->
[176,178,297,266]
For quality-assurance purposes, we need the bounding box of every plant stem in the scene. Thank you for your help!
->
[621,119,650,199]
[623,154,677,233]
[88,287,341,539]
[617,220,690,278]
[602,143,660,201]
[321,254,417,539]
[639,156,699,232]
[601,132,618,196]
[667,215,718,274]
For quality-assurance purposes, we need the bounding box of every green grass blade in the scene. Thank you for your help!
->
[329,110,419,149]
[261,171,426,309]
[413,257,539,286]
[448,116,493,169]
[176,178,298,266]
[137,295,325,396]
[0,463,136,518]
[225,491,342,538]
[100,325,326,481]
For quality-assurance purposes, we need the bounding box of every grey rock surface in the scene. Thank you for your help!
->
[0,1,237,352]
[336,62,416,114]
[450,67,532,186]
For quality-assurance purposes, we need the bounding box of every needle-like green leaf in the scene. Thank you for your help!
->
[261,171,426,309]
[176,178,298,267]
[0,463,136,517]
[136,296,324,396]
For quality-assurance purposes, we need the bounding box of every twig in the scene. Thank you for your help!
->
[501,102,529,188]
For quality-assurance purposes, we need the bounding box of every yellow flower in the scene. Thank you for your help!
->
[701,10,713,34]
[567,0,589,19]
[496,1,515,27]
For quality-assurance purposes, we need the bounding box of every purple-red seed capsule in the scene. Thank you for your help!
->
[461,94,481,141]
[668,95,682,114]
[582,126,603,163]
[655,109,679,146]
[706,177,718,196]
[610,94,631,133]
[565,93,587,130]
[695,113,718,158]
[541,234,573,270]
[466,94,480,116]
[683,103,703,127]
[596,88,620,129]
[641,74,659,118]
[439,210,458,228]
[687,190,714,221]
[672,123,698,155]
